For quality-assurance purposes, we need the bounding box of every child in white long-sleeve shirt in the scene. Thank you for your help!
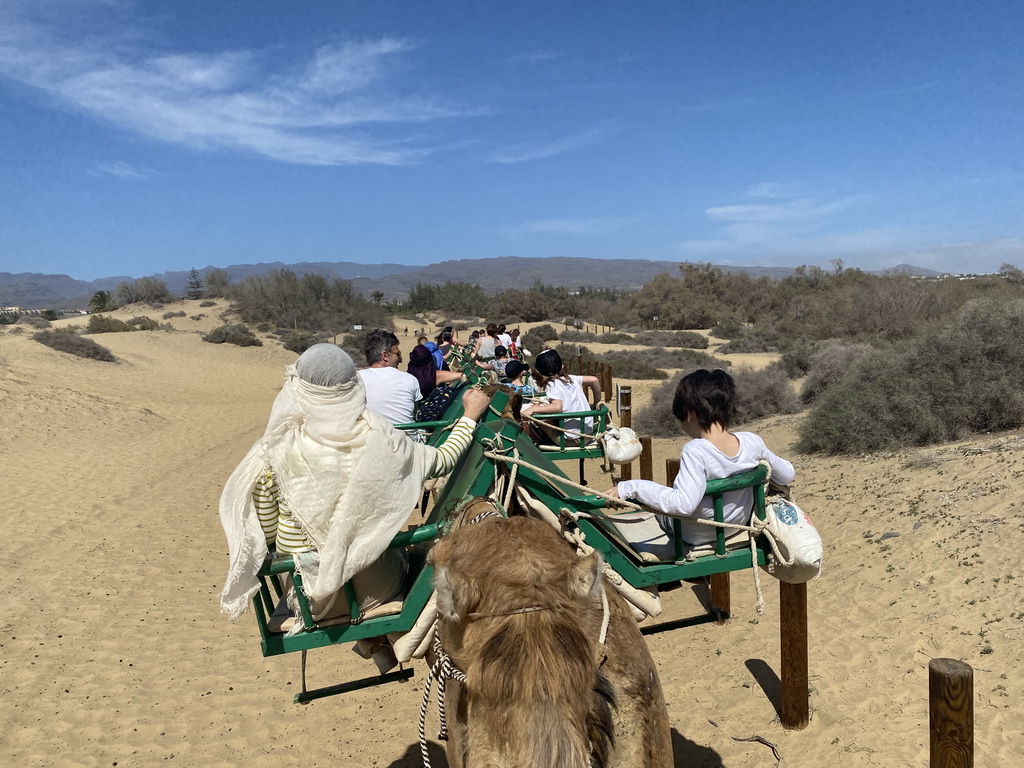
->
[608,368,794,546]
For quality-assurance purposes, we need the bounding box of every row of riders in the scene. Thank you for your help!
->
[218,325,798,766]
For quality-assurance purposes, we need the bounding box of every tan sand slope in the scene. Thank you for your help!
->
[1,316,1020,767]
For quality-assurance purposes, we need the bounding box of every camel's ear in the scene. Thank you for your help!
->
[568,551,604,601]
[434,564,480,623]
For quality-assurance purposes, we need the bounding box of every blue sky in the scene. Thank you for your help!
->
[1,0,1022,280]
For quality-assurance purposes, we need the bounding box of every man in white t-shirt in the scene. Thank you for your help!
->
[357,329,421,425]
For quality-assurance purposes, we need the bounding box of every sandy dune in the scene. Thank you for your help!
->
[1,305,1019,767]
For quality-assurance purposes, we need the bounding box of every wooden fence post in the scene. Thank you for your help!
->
[619,386,632,481]
[639,437,653,480]
[929,658,973,768]
[780,581,809,730]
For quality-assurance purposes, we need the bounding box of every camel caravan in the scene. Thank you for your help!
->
[219,342,821,766]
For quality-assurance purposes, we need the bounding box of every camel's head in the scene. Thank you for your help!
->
[430,515,603,624]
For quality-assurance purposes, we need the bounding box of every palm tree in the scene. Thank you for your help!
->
[89,290,114,313]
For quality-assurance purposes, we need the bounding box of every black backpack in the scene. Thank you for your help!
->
[414,382,464,422]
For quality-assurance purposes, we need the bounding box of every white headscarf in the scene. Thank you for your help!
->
[219,344,437,619]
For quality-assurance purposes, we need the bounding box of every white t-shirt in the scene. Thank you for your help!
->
[617,432,795,546]
[358,367,422,425]
[542,376,592,437]
[497,333,513,348]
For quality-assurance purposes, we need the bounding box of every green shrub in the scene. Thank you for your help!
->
[202,324,263,347]
[127,316,159,330]
[282,332,321,355]
[40,309,60,321]
[634,330,709,349]
[199,300,216,308]
[776,338,822,379]
[798,298,1024,454]
[716,330,779,354]
[800,343,874,404]
[732,363,802,424]
[531,324,559,342]
[190,314,205,321]
[163,311,187,319]
[34,331,116,362]
[560,330,599,342]
[597,332,634,344]
[710,319,745,339]
[86,315,135,334]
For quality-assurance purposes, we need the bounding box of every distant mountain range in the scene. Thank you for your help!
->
[0,258,945,309]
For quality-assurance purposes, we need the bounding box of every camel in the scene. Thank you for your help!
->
[429,509,673,768]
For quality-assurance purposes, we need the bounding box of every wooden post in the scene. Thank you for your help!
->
[604,365,613,405]
[780,581,809,730]
[929,659,973,768]
[619,387,632,481]
[586,360,593,377]
[639,436,653,480]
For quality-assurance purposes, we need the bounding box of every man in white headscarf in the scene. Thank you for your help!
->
[219,344,489,622]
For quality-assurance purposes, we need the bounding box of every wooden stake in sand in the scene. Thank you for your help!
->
[929,658,973,768]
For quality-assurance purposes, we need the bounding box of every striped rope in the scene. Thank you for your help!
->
[418,635,468,768]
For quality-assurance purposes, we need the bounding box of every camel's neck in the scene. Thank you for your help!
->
[458,608,614,768]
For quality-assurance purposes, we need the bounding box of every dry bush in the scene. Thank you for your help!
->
[199,300,216,307]
[634,330,708,349]
[799,298,1024,454]
[19,316,52,329]
[800,343,874,404]
[86,315,135,333]
[731,363,802,424]
[127,316,160,330]
[202,324,262,347]
[282,332,321,355]
[598,332,633,344]
[34,331,117,362]
[560,330,598,342]
[163,311,187,319]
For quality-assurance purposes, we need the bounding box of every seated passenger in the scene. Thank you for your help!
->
[490,345,511,377]
[357,329,421,425]
[407,343,462,399]
[607,369,794,546]
[219,344,491,625]
[474,323,500,363]
[502,360,536,396]
[520,349,601,442]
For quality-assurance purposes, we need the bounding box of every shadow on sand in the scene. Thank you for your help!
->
[673,727,724,767]
[386,730,724,767]
[387,740,447,767]
[745,658,782,718]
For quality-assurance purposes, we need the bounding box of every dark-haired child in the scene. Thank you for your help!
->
[608,369,794,546]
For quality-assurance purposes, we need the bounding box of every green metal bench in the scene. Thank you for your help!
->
[527,403,610,485]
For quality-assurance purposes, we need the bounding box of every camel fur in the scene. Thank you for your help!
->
[429,511,672,768]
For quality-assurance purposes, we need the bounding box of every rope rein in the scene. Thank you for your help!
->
[418,635,467,768]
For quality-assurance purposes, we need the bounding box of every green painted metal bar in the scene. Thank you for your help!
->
[294,667,414,704]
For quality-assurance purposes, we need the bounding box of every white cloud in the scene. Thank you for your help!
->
[0,16,479,166]
[502,215,637,237]
[489,124,617,164]
[92,160,149,179]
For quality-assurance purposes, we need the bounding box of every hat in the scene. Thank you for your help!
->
[504,360,528,381]
[534,349,562,377]
[494,345,507,358]
[409,345,433,365]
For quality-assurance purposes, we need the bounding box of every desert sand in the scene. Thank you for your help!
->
[2,302,1020,767]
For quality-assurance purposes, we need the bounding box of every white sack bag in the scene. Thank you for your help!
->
[762,497,823,584]
[601,426,643,465]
